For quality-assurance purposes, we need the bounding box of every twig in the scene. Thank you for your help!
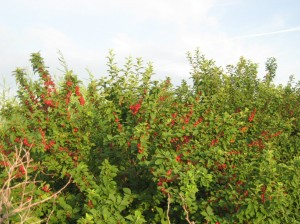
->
[179,193,195,224]
[0,144,72,223]
[10,176,71,216]
[167,193,171,224]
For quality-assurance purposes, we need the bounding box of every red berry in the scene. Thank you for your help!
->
[42,185,50,192]
[19,165,26,175]
[166,169,172,176]
[79,95,85,106]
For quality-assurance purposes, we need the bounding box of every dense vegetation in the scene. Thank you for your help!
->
[1,50,300,223]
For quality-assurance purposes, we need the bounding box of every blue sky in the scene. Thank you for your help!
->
[1,0,300,92]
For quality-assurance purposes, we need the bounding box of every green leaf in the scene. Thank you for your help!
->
[155,159,164,165]
[123,188,131,195]
[206,205,213,216]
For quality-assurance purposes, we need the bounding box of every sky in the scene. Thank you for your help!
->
[1,0,300,93]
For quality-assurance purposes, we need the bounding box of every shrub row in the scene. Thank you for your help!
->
[1,50,300,223]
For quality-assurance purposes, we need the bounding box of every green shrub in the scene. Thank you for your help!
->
[1,49,299,223]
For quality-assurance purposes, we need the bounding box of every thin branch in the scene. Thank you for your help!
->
[0,144,72,223]
[179,193,195,224]
[167,193,171,224]
[9,176,71,216]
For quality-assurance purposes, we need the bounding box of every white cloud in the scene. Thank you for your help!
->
[120,0,215,25]
[28,27,78,51]
[111,33,142,55]
[15,0,216,28]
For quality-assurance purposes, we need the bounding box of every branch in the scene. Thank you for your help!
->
[6,176,72,218]
[167,193,171,224]
[0,144,72,223]
[179,193,195,224]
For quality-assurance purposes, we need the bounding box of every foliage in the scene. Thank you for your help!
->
[1,49,300,223]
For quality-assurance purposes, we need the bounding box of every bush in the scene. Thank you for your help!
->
[1,49,300,223]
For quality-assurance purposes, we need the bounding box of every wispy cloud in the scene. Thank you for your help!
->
[234,26,300,39]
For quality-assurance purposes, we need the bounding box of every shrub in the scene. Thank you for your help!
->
[1,49,300,223]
